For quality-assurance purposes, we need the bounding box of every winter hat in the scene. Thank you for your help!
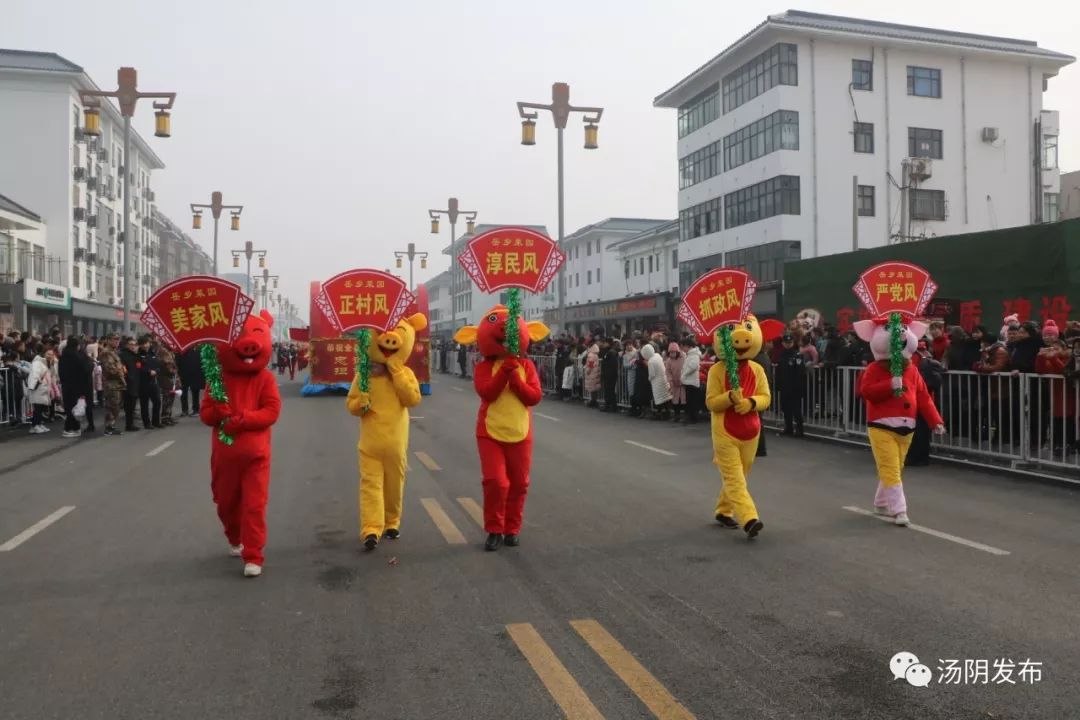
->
[1042,319,1060,340]
[1000,313,1020,340]
[668,342,680,354]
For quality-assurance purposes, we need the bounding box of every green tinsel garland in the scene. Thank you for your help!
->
[199,343,233,445]
[505,287,522,356]
[717,326,740,391]
[888,312,905,397]
[352,329,372,413]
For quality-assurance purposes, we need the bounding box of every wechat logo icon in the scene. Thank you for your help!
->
[890,651,932,688]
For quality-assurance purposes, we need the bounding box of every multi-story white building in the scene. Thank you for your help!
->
[654,11,1074,313]
[0,49,165,336]
[0,192,69,334]
[154,209,213,287]
[425,269,451,338]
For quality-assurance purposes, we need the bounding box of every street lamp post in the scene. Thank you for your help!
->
[516,83,603,334]
[191,192,243,277]
[428,198,477,334]
[79,67,175,333]
[230,240,266,296]
[255,267,280,312]
[394,242,429,291]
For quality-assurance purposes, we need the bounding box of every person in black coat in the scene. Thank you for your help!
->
[58,337,92,435]
[178,346,205,417]
[117,336,142,431]
[630,345,652,418]
[908,346,945,465]
[136,335,162,429]
[752,344,775,456]
[774,334,807,436]
[599,338,620,412]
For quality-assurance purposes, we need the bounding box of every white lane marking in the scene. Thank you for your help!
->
[451,386,464,392]
[410,416,425,420]
[842,506,1011,556]
[624,440,677,457]
[534,412,561,422]
[146,440,174,457]
[0,506,76,552]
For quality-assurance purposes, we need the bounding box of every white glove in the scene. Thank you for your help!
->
[890,375,903,391]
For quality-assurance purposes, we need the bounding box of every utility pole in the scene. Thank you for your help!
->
[852,175,859,252]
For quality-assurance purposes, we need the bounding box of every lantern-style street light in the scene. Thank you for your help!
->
[394,242,429,291]
[230,240,267,296]
[428,197,477,332]
[254,267,280,312]
[190,192,243,276]
[516,83,603,331]
[79,67,176,332]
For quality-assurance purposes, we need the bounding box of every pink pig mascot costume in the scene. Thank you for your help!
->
[854,318,945,526]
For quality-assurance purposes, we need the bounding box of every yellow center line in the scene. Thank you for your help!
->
[506,623,605,720]
[456,497,485,529]
[570,619,696,720]
[414,451,442,472]
[419,498,466,544]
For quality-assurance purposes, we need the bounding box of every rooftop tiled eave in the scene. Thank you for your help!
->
[654,20,1075,109]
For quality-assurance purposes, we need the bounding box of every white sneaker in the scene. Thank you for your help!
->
[243,563,262,577]
[29,425,44,434]
[894,513,910,527]
[873,506,889,516]
[62,430,81,438]
[228,544,244,557]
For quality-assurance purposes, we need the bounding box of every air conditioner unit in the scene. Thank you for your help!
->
[149,190,155,202]
[981,127,999,143]
[108,297,115,305]
[73,167,86,181]
[86,178,97,192]
[87,214,97,226]
[99,147,108,161]
[87,253,97,265]
[108,226,116,236]
[907,157,932,181]
[73,207,86,221]
[74,247,86,261]
[73,127,84,142]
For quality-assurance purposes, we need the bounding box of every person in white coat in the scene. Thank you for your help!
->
[641,343,672,420]
[25,346,55,434]
[679,338,702,424]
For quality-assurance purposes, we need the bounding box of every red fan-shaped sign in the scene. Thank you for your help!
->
[316,269,414,333]
[677,268,757,336]
[141,275,253,352]
[458,226,565,293]
[852,261,937,319]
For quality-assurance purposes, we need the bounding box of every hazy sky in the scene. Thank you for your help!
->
[3,0,1077,321]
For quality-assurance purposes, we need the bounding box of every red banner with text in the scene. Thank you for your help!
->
[141,275,253,352]
[458,226,565,293]
[315,269,414,333]
[677,268,757,336]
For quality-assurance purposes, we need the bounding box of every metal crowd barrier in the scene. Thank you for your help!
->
[1,365,29,427]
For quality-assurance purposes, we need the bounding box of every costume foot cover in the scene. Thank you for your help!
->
[384,528,400,539]
[243,563,262,577]
[484,533,503,551]
[364,534,379,551]
[744,519,764,539]
[228,544,244,557]
[503,534,520,547]
[715,514,739,529]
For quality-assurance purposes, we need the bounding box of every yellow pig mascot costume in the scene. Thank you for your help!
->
[705,314,784,540]
[346,313,427,551]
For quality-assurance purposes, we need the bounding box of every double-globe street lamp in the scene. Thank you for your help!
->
[230,240,266,296]
[394,242,428,291]
[429,198,477,333]
[79,67,176,333]
[191,192,243,276]
[254,267,279,312]
[516,82,603,333]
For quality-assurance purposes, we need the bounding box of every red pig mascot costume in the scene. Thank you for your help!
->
[454,305,549,551]
[200,310,282,577]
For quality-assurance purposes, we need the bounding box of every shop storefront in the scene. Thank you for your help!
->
[72,298,129,338]
[0,279,74,335]
[545,292,674,339]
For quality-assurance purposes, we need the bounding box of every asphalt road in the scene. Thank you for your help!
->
[1,371,1078,720]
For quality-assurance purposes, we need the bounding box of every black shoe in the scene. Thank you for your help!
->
[503,534,520,547]
[363,534,379,551]
[715,514,739,529]
[384,528,400,540]
[484,533,503,551]
[744,519,764,540]
[126,426,140,432]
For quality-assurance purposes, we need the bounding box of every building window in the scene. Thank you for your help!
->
[717,110,799,174]
[907,66,941,98]
[908,127,943,159]
[854,122,874,153]
[910,189,947,221]
[575,273,579,287]
[724,175,801,229]
[72,225,80,249]
[851,59,873,91]
[723,43,798,114]
[678,197,722,241]
[720,240,802,286]
[672,249,678,268]
[587,270,592,285]
[677,84,720,138]
[595,239,600,254]
[857,185,875,216]
[73,268,80,288]
[624,260,630,278]
[1043,135,1058,169]
[1044,192,1060,222]
[596,266,600,283]
[648,256,654,273]
[679,140,720,189]
[586,242,592,257]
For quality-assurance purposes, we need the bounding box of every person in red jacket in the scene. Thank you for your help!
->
[200,310,282,577]
[928,321,950,361]
[454,305,549,551]
[854,317,945,527]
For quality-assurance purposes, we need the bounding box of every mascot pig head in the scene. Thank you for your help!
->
[454,304,549,358]
[219,310,275,373]
[854,317,927,362]
[367,313,428,365]
[712,314,785,361]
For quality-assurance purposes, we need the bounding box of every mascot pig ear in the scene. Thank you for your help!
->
[406,313,428,332]
[908,320,928,340]
[758,319,785,342]
[453,325,478,345]
[526,321,550,343]
[259,309,274,327]
[853,320,876,343]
